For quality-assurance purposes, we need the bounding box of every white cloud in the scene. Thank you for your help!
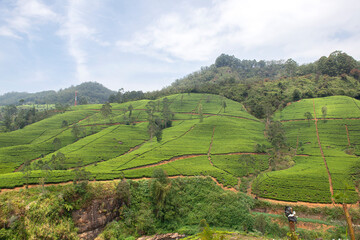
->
[116,0,360,63]
[57,0,112,83]
[0,0,58,39]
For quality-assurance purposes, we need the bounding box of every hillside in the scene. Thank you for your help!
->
[157,51,360,119]
[0,82,115,105]
[0,93,359,205]
[0,93,268,189]
[253,96,360,203]
[1,93,360,239]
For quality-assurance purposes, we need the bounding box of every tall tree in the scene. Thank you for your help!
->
[198,103,203,123]
[150,169,171,222]
[266,121,287,151]
[222,100,227,113]
[100,102,112,118]
[161,98,173,128]
[304,112,313,126]
[146,101,157,140]
[21,160,32,189]
[322,106,327,122]
[285,58,298,77]
[128,104,133,118]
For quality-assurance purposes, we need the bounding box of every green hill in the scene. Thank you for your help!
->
[0,82,115,105]
[0,93,360,205]
[253,95,360,203]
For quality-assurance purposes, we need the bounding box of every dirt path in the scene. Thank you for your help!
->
[121,154,205,171]
[68,141,148,170]
[345,124,351,146]
[2,173,359,210]
[280,117,360,122]
[313,99,335,204]
[212,152,268,156]
[81,121,147,127]
[209,176,237,192]
[13,157,41,172]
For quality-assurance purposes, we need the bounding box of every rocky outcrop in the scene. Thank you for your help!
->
[72,198,120,240]
[137,233,186,240]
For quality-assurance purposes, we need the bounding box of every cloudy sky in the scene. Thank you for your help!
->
[0,0,359,95]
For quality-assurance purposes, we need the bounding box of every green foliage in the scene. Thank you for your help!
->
[101,102,112,118]
[117,179,131,207]
[0,81,115,106]
[266,121,287,150]
[150,169,171,221]
[317,51,357,76]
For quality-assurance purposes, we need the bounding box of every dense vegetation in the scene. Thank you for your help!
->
[0,176,352,240]
[0,82,115,106]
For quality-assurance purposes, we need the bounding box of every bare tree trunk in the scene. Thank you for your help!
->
[343,203,355,240]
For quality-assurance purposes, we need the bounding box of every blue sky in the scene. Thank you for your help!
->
[0,0,359,95]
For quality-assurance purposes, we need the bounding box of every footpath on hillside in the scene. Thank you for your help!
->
[312,99,335,204]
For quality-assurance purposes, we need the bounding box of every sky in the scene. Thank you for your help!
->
[0,0,360,95]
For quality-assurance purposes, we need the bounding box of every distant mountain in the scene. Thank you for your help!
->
[0,82,116,105]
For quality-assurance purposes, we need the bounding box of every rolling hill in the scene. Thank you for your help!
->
[0,93,360,205]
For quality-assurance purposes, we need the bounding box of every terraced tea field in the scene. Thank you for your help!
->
[0,94,269,190]
[1,94,359,204]
[255,96,360,203]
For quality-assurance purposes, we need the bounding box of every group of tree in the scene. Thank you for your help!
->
[108,88,145,103]
[0,105,56,132]
[0,82,114,106]
[152,51,360,119]
[146,98,174,142]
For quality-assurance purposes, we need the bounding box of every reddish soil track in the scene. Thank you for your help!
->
[313,99,335,204]
[68,141,148,170]
[81,121,147,127]
[213,152,268,156]
[209,176,237,192]
[280,117,360,122]
[122,154,205,171]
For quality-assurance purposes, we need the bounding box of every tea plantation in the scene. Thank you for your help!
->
[1,93,360,204]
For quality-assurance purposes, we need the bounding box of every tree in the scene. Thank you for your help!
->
[292,89,301,101]
[19,99,25,105]
[350,68,360,80]
[198,103,203,122]
[49,151,66,170]
[71,124,85,140]
[21,160,32,189]
[128,104,133,118]
[35,160,52,193]
[146,101,157,140]
[72,160,91,193]
[266,121,287,151]
[161,98,173,128]
[222,100,227,113]
[116,178,131,207]
[61,120,68,128]
[150,169,171,221]
[285,58,298,77]
[317,51,357,76]
[321,106,327,122]
[52,138,61,150]
[304,112,313,126]
[100,102,112,118]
